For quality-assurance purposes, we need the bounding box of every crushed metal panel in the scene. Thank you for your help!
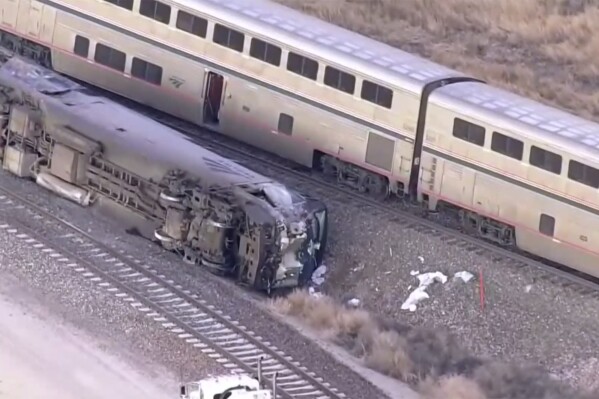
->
[365,131,395,171]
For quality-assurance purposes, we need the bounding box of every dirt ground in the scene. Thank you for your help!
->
[0,272,175,399]
[275,0,599,121]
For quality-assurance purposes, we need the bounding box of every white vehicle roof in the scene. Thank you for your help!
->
[431,81,599,161]
[173,0,467,94]
[185,374,270,399]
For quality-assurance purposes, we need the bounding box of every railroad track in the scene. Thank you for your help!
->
[133,107,599,299]
[0,186,349,399]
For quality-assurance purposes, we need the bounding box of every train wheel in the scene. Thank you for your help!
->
[363,173,389,200]
[154,228,177,251]
[159,189,184,205]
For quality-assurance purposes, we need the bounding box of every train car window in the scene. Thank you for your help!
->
[250,38,282,66]
[529,146,562,174]
[139,0,171,25]
[73,35,90,58]
[286,52,318,80]
[452,118,485,146]
[213,24,245,52]
[568,160,599,188]
[104,0,133,10]
[131,57,163,85]
[360,80,393,109]
[277,114,293,135]
[94,43,126,72]
[324,66,355,95]
[539,214,555,237]
[176,10,207,38]
[491,132,523,160]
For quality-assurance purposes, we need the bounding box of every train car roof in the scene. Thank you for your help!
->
[0,57,306,208]
[173,0,467,94]
[430,81,599,161]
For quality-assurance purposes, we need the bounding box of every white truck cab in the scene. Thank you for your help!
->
[179,358,278,399]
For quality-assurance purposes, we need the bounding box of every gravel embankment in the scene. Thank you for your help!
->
[320,203,599,392]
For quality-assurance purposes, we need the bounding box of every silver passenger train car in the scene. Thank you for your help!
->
[0,56,328,292]
[1,0,599,279]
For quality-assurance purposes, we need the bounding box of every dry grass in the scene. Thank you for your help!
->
[420,375,487,399]
[363,329,415,381]
[270,290,595,399]
[275,0,599,121]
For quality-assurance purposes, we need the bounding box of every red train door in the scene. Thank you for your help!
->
[203,71,224,125]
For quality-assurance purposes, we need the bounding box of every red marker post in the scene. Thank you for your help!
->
[479,269,485,312]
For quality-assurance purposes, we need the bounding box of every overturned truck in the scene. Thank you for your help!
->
[0,56,328,293]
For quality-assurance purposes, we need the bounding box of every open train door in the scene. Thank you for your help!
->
[203,71,224,125]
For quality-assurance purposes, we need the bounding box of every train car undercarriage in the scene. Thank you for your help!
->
[0,55,324,293]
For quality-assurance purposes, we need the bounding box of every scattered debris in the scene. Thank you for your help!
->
[418,256,424,263]
[417,272,448,286]
[525,284,533,293]
[454,271,474,283]
[401,271,448,312]
[351,264,365,273]
[347,298,361,308]
[410,270,420,276]
[311,265,327,286]
[308,265,328,297]
[401,288,430,312]
[308,286,322,298]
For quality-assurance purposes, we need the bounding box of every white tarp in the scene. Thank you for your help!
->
[454,271,474,283]
[311,265,327,286]
[401,271,448,312]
